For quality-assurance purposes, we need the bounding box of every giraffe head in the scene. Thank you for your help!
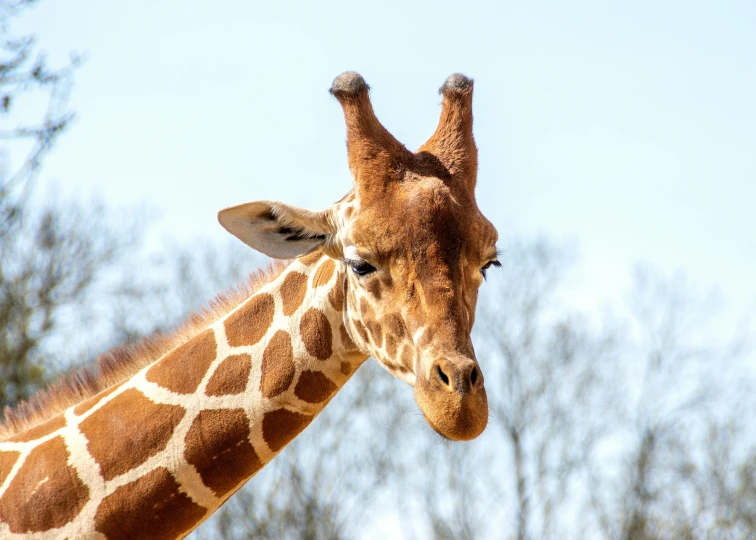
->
[219,72,498,440]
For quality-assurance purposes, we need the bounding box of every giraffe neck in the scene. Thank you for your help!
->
[0,253,367,539]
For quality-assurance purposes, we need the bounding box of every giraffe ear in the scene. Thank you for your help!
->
[218,201,337,259]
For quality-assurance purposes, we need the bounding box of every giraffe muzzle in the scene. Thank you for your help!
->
[413,356,488,441]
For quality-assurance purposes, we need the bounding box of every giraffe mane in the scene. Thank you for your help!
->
[0,260,291,441]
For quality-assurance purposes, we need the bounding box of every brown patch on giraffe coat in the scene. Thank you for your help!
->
[312,258,335,287]
[384,360,400,372]
[340,325,358,352]
[294,370,338,404]
[259,331,295,398]
[300,308,333,360]
[367,321,383,346]
[262,409,313,452]
[7,413,65,443]
[340,362,352,375]
[94,467,205,540]
[360,298,374,319]
[386,335,398,358]
[0,450,20,485]
[385,313,407,340]
[353,319,369,344]
[225,293,275,347]
[79,389,186,481]
[73,381,124,416]
[184,409,262,497]
[280,271,308,316]
[299,250,323,266]
[401,345,415,370]
[0,436,88,533]
[205,354,252,396]
[367,279,382,299]
[328,280,344,311]
[146,329,216,394]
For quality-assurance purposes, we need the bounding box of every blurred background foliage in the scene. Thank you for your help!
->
[1,1,754,538]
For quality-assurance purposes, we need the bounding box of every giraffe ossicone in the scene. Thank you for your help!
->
[0,71,499,539]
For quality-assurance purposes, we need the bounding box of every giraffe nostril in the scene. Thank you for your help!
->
[470,366,478,386]
[436,364,450,387]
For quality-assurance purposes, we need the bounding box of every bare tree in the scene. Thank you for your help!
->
[0,0,152,411]
[600,267,755,540]
[0,194,144,409]
[1,0,80,236]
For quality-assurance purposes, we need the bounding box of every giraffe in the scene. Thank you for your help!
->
[0,71,499,539]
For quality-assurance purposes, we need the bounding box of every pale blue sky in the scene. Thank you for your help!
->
[10,0,756,324]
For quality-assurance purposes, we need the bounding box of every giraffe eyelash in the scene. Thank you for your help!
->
[480,259,502,280]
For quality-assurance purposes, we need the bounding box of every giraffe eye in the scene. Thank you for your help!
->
[480,260,501,279]
[348,259,376,277]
